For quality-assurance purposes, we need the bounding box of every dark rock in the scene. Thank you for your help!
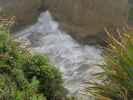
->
[0,0,41,31]
[42,0,128,42]
[0,0,128,43]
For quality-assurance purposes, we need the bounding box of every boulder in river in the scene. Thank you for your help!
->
[0,0,128,43]
[43,0,128,43]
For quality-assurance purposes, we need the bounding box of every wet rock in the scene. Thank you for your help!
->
[0,0,128,43]
[43,0,128,42]
[0,0,41,30]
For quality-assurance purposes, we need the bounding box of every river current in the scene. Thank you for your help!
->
[15,11,103,99]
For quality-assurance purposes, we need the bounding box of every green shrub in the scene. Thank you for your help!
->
[23,55,65,100]
[0,25,65,100]
[86,30,133,100]
[0,26,46,100]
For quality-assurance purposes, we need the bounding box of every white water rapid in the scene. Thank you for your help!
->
[15,11,103,99]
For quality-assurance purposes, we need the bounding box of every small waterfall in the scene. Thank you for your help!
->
[15,11,103,99]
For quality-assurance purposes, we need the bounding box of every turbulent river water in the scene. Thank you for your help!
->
[15,11,103,99]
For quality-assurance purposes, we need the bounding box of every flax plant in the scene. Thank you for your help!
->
[86,28,133,100]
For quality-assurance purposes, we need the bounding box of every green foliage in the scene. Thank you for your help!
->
[10,77,46,100]
[0,26,65,100]
[0,26,46,100]
[86,31,133,100]
[23,55,65,100]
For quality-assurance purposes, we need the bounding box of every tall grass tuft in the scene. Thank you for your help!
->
[86,29,133,100]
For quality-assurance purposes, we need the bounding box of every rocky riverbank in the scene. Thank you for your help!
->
[0,0,128,43]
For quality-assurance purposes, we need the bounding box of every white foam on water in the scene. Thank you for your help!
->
[16,11,103,99]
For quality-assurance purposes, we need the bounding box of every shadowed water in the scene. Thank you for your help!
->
[15,11,103,99]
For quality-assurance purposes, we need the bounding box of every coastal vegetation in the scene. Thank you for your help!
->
[0,0,132,100]
[0,23,65,100]
[86,30,133,100]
